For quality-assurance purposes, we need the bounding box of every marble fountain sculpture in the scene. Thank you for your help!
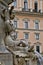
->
[0,4,43,65]
[0,2,14,65]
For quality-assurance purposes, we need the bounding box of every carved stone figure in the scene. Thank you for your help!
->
[5,30,16,46]
[0,4,43,65]
[0,4,15,50]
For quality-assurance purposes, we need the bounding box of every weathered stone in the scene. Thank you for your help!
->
[0,1,13,65]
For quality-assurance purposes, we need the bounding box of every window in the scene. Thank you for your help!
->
[14,21,17,28]
[36,46,40,53]
[24,33,29,39]
[35,22,39,29]
[35,33,40,40]
[34,2,38,12]
[24,22,28,29]
[34,20,39,29]
[24,0,28,11]
[14,0,17,7]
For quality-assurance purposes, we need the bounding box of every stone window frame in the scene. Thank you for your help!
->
[34,19,40,30]
[23,18,30,29]
[34,1,38,12]
[34,42,42,53]
[24,0,28,11]
[35,33,40,40]
[24,32,29,39]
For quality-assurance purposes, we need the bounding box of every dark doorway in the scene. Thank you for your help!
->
[36,46,40,53]
[24,0,28,11]
[34,2,38,12]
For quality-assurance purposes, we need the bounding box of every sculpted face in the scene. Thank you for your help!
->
[10,31,16,40]
[6,19,15,31]
[9,20,15,30]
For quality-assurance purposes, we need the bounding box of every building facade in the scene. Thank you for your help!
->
[0,0,43,65]
[9,0,43,54]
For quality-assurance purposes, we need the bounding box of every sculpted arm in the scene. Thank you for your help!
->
[5,35,15,46]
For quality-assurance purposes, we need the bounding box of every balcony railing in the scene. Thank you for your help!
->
[22,8,42,13]
[22,8,30,12]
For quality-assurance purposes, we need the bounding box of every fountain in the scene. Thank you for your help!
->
[0,2,43,65]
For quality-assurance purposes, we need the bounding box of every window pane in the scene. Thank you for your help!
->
[35,33,39,40]
[35,22,39,29]
[24,33,29,39]
[24,22,28,29]
[24,0,28,11]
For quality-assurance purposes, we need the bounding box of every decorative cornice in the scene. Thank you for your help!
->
[14,11,43,18]
[22,18,30,21]
[16,28,43,32]
[34,42,42,45]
